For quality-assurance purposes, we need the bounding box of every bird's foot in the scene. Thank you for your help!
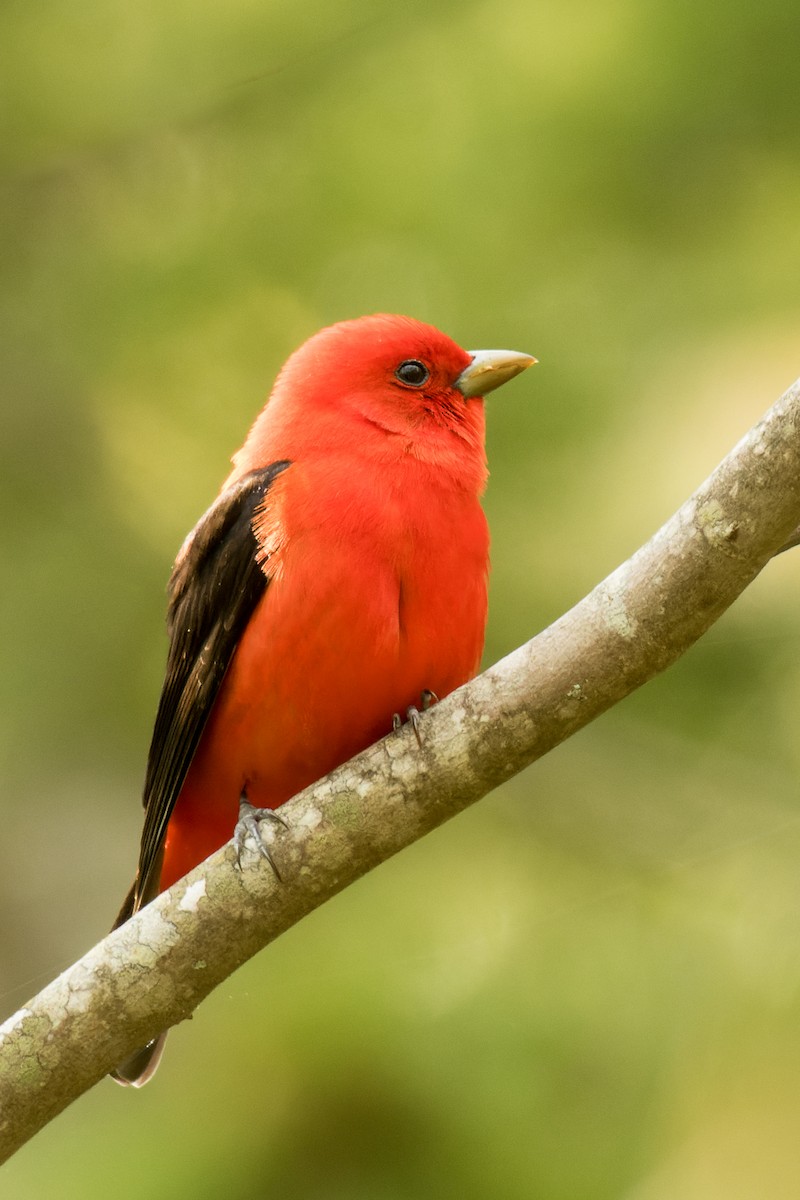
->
[233,793,288,880]
[392,689,438,747]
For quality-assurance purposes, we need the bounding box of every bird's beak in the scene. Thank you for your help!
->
[455,349,537,398]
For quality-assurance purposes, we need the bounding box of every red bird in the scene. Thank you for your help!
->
[112,314,534,1085]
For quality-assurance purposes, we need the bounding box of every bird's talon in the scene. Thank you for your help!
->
[255,839,282,882]
[393,690,437,746]
[407,707,423,748]
[234,795,286,880]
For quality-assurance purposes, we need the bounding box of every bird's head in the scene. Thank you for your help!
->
[233,314,535,485]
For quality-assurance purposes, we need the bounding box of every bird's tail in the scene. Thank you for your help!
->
[110,854,169,1087]
[111,1033,168,1087]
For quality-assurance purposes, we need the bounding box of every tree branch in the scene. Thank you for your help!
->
[1,378,799,1163]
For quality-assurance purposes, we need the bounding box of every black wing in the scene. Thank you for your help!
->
[118,460,291,922]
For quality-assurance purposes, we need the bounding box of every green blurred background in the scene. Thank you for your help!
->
[2,0,800,1195]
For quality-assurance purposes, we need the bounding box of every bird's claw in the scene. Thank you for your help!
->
[233,794,288,880]
[392,690,439,748]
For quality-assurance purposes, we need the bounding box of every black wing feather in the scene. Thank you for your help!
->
[118,460,291,922]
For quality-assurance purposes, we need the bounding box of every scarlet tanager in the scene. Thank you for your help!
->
[112,313,535,1085]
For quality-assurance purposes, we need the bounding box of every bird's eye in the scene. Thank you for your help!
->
[394,360,430,387]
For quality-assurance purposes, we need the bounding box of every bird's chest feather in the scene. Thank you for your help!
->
[200,455,486,772]
[166,461,489,872]
[255,456,488,674]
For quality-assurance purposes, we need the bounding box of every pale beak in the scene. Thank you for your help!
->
[455,349,537,398]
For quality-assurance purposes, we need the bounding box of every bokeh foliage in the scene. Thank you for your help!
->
[2,0,800,1195]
